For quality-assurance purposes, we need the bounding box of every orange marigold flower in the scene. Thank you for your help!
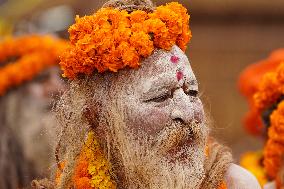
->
[73,157,93,189]
[69,132,116,188]
[238,49,284,136]
[0,35,68,95]
[264,101,284,179]
[254,71,281,111]
[130,10,148,23]
[60,2,191,79]
[217,181,227,189]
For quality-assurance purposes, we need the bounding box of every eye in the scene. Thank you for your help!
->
[148,93,171,103]
[183,84,198,97]
[186,90,198,97]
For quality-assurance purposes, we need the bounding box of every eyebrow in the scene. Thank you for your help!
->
[140,73,199,101]
[140,74,177,101]
[188,79,197,86]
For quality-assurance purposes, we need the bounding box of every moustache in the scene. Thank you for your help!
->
[152,121,199,155]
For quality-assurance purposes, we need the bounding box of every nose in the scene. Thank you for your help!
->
[170,88,204,124]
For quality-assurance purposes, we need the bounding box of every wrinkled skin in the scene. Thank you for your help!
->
[81,45,261,188]
[82,46,207,188]
[112,45,206,162]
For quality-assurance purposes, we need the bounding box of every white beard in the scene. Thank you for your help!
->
[107,113,207,189]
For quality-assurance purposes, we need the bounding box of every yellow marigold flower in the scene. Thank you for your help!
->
[72,131,116,189]
[240,151,268,186]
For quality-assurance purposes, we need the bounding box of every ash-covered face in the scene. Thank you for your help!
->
[113,45,207,161]
[87,45,208,188]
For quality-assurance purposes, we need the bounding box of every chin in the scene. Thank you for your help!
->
[166,143,206,165]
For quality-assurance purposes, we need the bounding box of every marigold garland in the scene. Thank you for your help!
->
[0,35,68,95]
[72,132,116,189]
[60,2,191,79]
[238,49,284,136]
[254,63,284,113]
[264,101,284,181]
[239,58,284,188]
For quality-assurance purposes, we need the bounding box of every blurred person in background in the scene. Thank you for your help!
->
[238,49,284,188]
[0,35,67,188]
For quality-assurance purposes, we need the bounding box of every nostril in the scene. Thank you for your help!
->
[173,118,184,124]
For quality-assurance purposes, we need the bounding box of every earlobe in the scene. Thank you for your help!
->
[83,103,99,129]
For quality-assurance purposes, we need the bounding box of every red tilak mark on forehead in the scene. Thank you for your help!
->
[176,71,183,81]
[171,55,180,64]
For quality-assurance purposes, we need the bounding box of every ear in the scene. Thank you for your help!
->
[82,99,110,146]
[82,100,101,129]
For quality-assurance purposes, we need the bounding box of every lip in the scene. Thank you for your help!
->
[154,125,195,156]
[165,136,196,163]
[168,132,194,152]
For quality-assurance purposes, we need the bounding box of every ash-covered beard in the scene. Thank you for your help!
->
[106,112,208,189]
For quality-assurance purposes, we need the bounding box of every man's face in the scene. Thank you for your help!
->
[97,45,208,188]
[115,45,207,161]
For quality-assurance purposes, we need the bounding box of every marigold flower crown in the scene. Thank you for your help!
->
[60,2,192,79]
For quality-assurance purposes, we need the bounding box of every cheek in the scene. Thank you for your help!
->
[127,106,170,137]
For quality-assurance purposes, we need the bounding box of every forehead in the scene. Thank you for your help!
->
[135,45,196,84]
[111,45,197,94]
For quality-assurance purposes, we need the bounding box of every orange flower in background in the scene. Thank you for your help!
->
[254,64,284,112]
[238,49,284,136]
[0,35,68,95]
[239,51,284,188]
[264,101,284,180]
[60,2,191,79]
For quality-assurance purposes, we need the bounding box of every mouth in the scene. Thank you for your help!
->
[166,135,195,162]
[153,123,195,158]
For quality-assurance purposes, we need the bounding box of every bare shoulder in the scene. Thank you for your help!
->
[224,163,261,189]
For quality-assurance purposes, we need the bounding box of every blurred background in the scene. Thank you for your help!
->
[1,0,284,159]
